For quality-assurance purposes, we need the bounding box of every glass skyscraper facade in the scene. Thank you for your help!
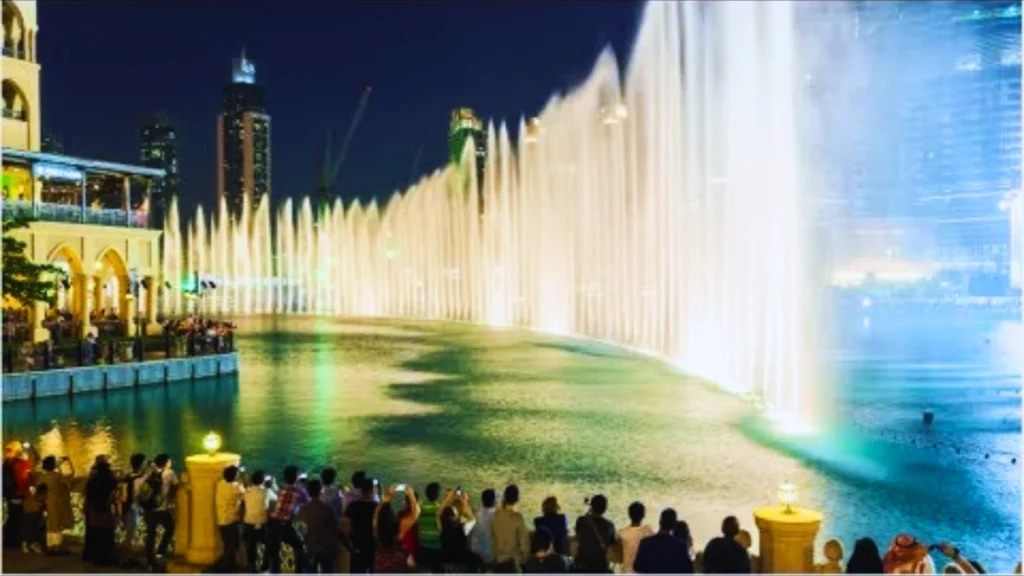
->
[139,111,178,229]
[218,50,271,221]
[806,1,1021,296]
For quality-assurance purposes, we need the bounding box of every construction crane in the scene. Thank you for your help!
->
[409,144,424,188]
[315,86,373,208]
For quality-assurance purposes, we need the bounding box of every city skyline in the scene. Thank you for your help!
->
[35,2,641,216]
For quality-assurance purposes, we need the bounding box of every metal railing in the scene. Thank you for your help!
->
[1,199,150,229]
[2,332,236,374]
[2,45,26,59]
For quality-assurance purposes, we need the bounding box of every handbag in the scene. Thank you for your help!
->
[585,515,622,568]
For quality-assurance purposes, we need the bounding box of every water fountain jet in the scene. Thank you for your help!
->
[163,0,822,429]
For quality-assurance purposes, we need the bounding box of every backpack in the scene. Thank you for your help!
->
[122,471,145,506]
[136,470,165,511]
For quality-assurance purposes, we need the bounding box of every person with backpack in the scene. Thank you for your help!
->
[266,465,310,574]
[138,454,179,570]
[120,453,148,561]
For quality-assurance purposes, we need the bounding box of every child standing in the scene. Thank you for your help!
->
[21,483,48,554]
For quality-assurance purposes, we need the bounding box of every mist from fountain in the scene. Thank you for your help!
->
[163,1,823,427]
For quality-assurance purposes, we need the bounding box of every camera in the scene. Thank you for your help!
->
[456,486,463,496]
[395,484,406,492]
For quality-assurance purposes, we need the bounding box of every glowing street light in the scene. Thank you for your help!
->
[203,431,222,456]
[778,481,797,514]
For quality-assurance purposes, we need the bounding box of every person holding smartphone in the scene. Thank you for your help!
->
[266,466,310,573]
[38,455,75,553]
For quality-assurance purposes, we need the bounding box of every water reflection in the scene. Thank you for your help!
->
[2,316,1019,571]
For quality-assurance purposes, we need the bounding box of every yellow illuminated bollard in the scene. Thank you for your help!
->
[184,431,239,566]
[753,482,823,574]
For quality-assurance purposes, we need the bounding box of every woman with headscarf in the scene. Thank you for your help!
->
[81,456,119,566]
[882,534,936,574]
[847,537,884,574]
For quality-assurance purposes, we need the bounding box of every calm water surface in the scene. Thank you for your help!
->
[3,313,1021,571]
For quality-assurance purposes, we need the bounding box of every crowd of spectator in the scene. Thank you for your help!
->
[3,443,1021,575]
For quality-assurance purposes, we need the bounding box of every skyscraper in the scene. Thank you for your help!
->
[217,49,271,221]
[140,111,178,229]
[809,1,1021,294]
[448,108,486,188]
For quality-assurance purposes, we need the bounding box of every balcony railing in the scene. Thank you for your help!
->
[1,199,150,228]
[2,108,26,121]
[2,45,25,59]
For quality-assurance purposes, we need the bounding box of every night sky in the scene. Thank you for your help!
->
[39,1,642,215]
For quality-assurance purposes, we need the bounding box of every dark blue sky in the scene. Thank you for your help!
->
[39,1,642,214]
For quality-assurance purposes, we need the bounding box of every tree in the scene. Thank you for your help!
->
[2,217,62,308]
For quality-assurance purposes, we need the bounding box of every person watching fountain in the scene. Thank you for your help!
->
[846,537,884,574]
[3,441,37,550]
[469,488,497,566]
[213,464,244,572]
[242,469,278,573]
[533,496,569,555]
[618,501,654,573]
[735,529,760,573]
[21,483,47,554]
[319,467,344,520]
[439,488,478,572]
[634,508,694,574]
[574,494,618,574]
[672,520,698,571]
[82,456,119,567]
[343,470,378,510]
[140,453,178,570]
[299,479,342,574]
[120,453,148,563]
[492,484,531,573]
[523,527,573,573]
[343,477,379,573]
[374,497,414,573]
[394,486,421,562]
[37,455,75,554]
[266,465,310,574]
[881,534,936,574]
[416,481,444,572]
[701,516,751,574]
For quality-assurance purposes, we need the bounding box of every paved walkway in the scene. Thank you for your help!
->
[1,547,201,574]
[1,549,137,574]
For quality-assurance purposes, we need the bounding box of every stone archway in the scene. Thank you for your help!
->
[1,79,29,122]
[46,243,91,338]
[92,246,133,336]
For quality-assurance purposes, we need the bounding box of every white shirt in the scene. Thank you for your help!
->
[618,524,654,573]
[243,485,277,528]
[470,507,497,563]
[156,468,180,511]
[215,480,244,526]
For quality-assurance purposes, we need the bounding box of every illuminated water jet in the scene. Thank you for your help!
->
[163,1,821,426]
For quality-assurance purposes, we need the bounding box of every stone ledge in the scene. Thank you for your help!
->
[1,352,240,402]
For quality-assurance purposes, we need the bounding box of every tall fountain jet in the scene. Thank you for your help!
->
[164,0,822,427]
